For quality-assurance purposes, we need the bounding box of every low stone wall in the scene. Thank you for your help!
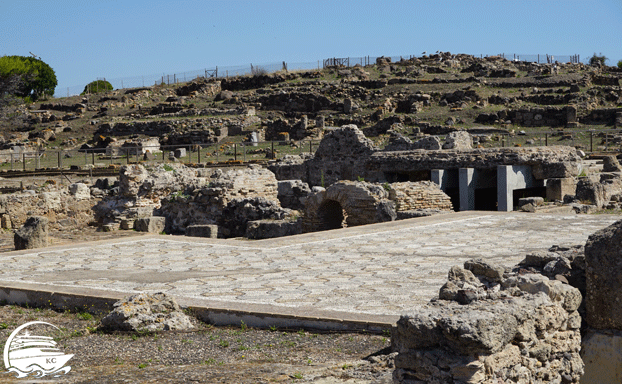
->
[0,190,95,231]
[268,126,583,188]
[96,114,256,143]
[393,259,584,383]
[368,146,582,180]
[389,181,453,212]
[303,180,395,232]
[582,219,622,382]
[476,106,577,127]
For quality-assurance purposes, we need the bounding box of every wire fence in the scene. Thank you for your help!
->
[0,140,321,172]
[2,127,620,174]
[56,52,582,98]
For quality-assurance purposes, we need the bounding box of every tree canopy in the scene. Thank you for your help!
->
[0,55,57,99]
[81,79,113,95]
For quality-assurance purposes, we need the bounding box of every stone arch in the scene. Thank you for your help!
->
[303,180,396,232]
[315,199,347,231]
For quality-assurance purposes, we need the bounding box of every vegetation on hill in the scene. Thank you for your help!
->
[81,80,113,95]
[0,55,57,100]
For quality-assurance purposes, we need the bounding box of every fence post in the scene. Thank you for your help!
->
[271,141,274,159]
[545,133,548,146]
[309,140,312,153]
[126,148,130,164]
[58,151,61,169]
[10,153,13,170]
[234,143,237,161]
[198,146,201,163]
[590,131,593,152]
[23,153,26,171]
[92,151,95,165]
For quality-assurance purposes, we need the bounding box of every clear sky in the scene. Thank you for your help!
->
[1,0,620,96]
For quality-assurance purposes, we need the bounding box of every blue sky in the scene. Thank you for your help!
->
[1,0,620,96]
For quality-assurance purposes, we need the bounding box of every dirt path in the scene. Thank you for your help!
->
[0,305,394,383]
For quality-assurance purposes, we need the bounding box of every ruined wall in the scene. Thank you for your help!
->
[389,181,454,212]
[393,259,584,383]
[305,124,377,186]
[302,180,395,232]
[476,106,577,127]
[367,146,582,180]
[0,191,95,231]
[97,113,257,144]
[158,165,281,233]
[581,219,622,383]
[268,126,583,188]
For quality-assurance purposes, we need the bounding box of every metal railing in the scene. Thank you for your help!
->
[56,52,583,97]
[0,140,321,172]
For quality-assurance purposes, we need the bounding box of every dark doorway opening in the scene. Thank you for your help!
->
[474,187,498,211]
[317,200,347,231]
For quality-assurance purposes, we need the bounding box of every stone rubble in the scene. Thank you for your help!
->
[14,216,50,250]
[393,256,584,383]
[99,292,194,332]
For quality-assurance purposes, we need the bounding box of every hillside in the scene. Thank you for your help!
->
[1,53,621,167]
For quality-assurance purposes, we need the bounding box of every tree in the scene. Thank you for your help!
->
[0,73,26,108]
[81,80,113,95]
[589,53,608,67]
[618,60,622,69]
[0,55,57,99]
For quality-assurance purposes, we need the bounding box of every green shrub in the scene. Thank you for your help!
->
[618,60,622,69]
[0,55,57,100]
[589,53,608,66]
[81,80,113,95]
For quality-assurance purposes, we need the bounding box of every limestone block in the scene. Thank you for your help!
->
[245,219,302,239]
[1,214,11,229]
[581,329,622,384]
[585,219,622,329]
[69,183,90,200]
[575,178,608,207]
[14,216,49,250]
[602,155,622,172]
[546,177,576,202]
[134,216,166,234]
[99,292,194,332]
[173,148,186,158]
[185,224,219,238]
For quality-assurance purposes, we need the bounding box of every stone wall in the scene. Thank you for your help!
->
[302,180,453,232]
[302,180,395,232]
[305,125,377,186]
[97,114,257,144]
[0,190,95,231]
[389,181,454,212]
[268,125,582,188]
[367,146,582,181]
[158,165,281,233]
[393,259,584,383]
[476,106,577,127]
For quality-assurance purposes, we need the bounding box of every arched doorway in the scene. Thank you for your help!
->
[316,199,347,231]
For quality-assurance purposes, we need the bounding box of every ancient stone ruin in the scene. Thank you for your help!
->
[393,258,583,383]
[270,124,585,212]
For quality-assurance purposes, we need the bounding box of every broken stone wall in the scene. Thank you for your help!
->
[305,125,377,186]
[581,219,622,383]
[388,181,454,212]
[0,190,95,231]
[302,180,395,232]
[393,259,584,383]
[158,165,282,233]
